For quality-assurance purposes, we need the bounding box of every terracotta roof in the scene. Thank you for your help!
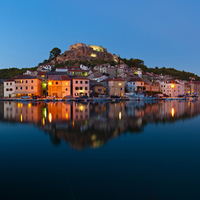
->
[37,72,47,75]
[108,78,124,82]
[14,75,38,80]
[128,77,143,82]
[61,75,71,80]
[72,76,89,80]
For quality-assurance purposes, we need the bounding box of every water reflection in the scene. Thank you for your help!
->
[0,100,200,150]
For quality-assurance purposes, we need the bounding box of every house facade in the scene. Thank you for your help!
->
[14,75,42,97]
[108,78,125,96]
[48,75,71,98]
[4,77,16,98]
[126,77,144,93]
[72,77,90,97]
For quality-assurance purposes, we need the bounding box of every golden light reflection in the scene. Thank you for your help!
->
[28,103,31,108]
[66,113,68,120]
[72,121,74,127]
[119,112,122,120]
[20,114,23,122]
[80,105,83,111]
[171,107,175,117]
[42,118,45,125]
[91,134,97,141]
[49,113,52,123]
[20,103,23,108]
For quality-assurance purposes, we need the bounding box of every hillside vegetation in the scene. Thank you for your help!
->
[0,57,199,81]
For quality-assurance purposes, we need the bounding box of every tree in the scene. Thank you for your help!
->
[49,47,61,59]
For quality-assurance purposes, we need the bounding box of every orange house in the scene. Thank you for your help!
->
[14,75,42,97]
[48,75,71,98]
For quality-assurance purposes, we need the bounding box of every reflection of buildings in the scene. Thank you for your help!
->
[72,102,89,121]
[1,100,200,150]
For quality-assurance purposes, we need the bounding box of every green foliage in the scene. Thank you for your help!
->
[49,47,61,59]
[146,67,200,81]
[0,67,38,79]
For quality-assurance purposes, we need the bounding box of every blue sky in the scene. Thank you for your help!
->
[0,0,200,75]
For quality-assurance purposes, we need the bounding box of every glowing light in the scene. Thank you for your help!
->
[72,121,74,127]
[91,53,97,57]
[28,103,31,108]
[48,113,52,123]
[80,105,83,111]
[20,114,23,122]
[119,112,122,120]
[42,118,45,125]
[66,113,68,120]
[91,134,97,141]
[171,84,175,89]
[20,103,23,108]
[119,83,122,86]
[48,82,52,86]
[171,108,175,117]
[66,82,68,85]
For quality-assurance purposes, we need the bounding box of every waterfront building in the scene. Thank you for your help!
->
[144,81,160,93]
[189,81,200,95]
[126,77,144,93]
[0,79,6,98]
[108,78,125,96]
[184,82,191,94]
[48,75,71,98]
[91,84,105,96]
[3,77,16,98]
[72,77,90,97]
[14,75,42,97]
[159,80,184,97]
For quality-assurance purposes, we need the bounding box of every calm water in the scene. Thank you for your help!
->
[0,100,200,200]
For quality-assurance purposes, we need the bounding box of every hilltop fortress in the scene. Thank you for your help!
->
[51,43,118,64]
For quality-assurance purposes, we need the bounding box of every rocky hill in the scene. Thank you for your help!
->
[50,43,118,64]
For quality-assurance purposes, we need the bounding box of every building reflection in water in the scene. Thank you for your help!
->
[1,100,200,150]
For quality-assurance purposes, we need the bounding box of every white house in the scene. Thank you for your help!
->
[126,77,144,92]
[4,77,16,98]
[159,80,184,97]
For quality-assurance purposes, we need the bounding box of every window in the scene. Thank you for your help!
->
[56,82,58,85]
[75,87,79,90]
[121,88,123,90]
[85,81,88,84]
[66,88,68,91]
[75,81,78,84]
[6,89,9,91]
[7,83,8,85]
[80,81,82,84]
[80,87,83,90]
[31,80,33,83]
[26,80,28,83]
[10,88,12,91]
[75,93,78,96]
[98,89,102,92]
[10,83,12,85]
[31,86,33,90]
[20,87,22,90]
[26,86,28,90]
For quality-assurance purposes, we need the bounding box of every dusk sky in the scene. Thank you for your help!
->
[0,0,200,75]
